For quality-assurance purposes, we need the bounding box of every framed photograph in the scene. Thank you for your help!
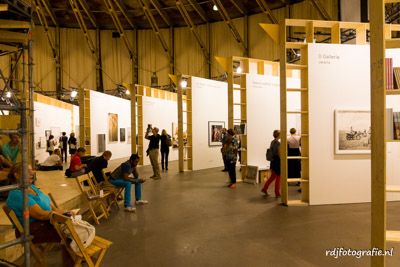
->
[334,110,371,154]
[45,130,52,140]
[234,123,247,135]
[97,134,106,154]
[120,128,126,142]
[108,113,118,142]
[208,121,225,146]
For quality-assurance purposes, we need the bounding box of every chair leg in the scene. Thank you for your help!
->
[89,202,100,225]
[94,248,108,267]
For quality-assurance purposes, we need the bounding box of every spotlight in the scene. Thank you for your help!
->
[213,4,218,11]
[5,91,12,98]
[180,80,188,88]
[125,89,130,95]
[236,66,242,74]
[70,90,78,98]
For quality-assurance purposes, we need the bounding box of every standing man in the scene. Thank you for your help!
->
[145,126,161,180]
[109,154,148,212]
[59,132,69,163]
[220,128,228,172]
[88,150,112,183]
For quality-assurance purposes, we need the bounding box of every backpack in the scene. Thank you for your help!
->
[166,135,172,147]
[266,148,273,161]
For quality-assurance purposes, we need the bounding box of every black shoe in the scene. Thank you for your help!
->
[221,169,228,172]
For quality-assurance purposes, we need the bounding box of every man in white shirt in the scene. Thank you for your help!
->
[39,149,63,171]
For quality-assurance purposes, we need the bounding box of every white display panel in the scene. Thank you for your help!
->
[90,90,131,160]
[308,43,400,205]
[34,101,74,163]
[142,96,178,165]
[191,77,228,170]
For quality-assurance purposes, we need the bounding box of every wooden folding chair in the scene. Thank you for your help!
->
[50,213,112,267]
[87,171,119,211]
[2,205,47,267]
[102,169,124,202]
[75,174,109,225]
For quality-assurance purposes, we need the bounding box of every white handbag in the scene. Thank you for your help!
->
[64,217,96,253]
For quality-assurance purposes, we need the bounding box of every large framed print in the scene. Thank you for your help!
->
[334,110,371,154]
[208,121,225,146]
[108,113,118,142]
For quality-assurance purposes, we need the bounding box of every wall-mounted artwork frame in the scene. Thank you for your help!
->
[120,128,126,142]
[97,134,106,154]
[334,110,371,155]
[208,121,225,147]
[108,113,118,142]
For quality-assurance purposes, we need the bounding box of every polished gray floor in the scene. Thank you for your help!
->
[50,161,400,266]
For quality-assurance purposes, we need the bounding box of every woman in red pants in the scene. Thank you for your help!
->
[262,130,281,198]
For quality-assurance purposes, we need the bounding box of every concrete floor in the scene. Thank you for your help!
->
[45,160,400,267]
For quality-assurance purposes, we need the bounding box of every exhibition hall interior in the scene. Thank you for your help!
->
[1,0,400,266]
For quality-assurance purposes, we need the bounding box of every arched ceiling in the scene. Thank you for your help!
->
[1,0,305,29]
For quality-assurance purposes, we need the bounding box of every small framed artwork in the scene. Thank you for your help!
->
[334,110,371,155]
[45,130,52,140]
[234,123,247,135]
[97,134,106,153]
[120,128,126,142]
[208,121,225,146]
[108,113,118,142]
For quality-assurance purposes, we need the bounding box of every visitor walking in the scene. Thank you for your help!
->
[220,128,228,172]
[160,129,171,171]
[68,132,77,156]
[59,132,69,163]
[262,130,281,198]
[145,125,161,179]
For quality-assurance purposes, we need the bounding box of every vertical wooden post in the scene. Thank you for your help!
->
[370,0,386,266]
[130,84,137,155]
[280,20,288,205]
[177,75,184,172]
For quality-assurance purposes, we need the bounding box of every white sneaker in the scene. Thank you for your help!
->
[124,206,136,212]
[135,200,149,205]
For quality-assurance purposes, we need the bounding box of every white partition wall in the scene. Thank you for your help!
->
[90,90,131,160]
[191,77,228,170]
[142,96,178,165]
[33,94,77,163]
[308,43,400,205]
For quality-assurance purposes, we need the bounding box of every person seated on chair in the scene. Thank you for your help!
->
[0,166,13,200]
[6,163,73,266]
[88,150,112,183]
[38,149,63,171]
[1,133,20,166]
[68,147,87,178]
[109,154,148,212]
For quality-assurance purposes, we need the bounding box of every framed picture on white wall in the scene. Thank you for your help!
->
[108,113,118,142]
[208,121,225,147]
[334,110,371,154]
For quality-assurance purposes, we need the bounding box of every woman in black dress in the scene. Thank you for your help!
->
[68,132,77,156]
[160,129,171,171]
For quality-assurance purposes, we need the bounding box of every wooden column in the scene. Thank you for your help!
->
[370,0,386,266]
[177,75,184,172]
[130,84,137,155]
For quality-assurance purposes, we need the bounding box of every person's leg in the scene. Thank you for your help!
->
[134,183,141,201]
[71,169,85,178]
[63,148,68,162]
[262,171,277,193]
[149,150,157,176]
[228,162,236,184]
[153,150,161,178]
[274,174,281,197]
[110,179,132,207]
[165,149,169,170]
[161,150,165,170]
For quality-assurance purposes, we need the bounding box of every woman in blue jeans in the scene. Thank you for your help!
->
[109,154,148,212]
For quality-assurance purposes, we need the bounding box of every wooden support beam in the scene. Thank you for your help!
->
[0,44,19,52]
[176,0,210,64]
[309,0,332,21]
[229,0,245,15]
[215,56,230,72]
[0,4,8,11]
[212,0,247,53]
[259,23,279,44]
[149,0,171,27]
[370,0,387,266]
[114,0,136,29]
[40,0,58,26]
[185,0,207,23]
[0,30,28,44]
[256,0,278,24]
[138,0,170,56]
[0,19,31,29]
[76,0,97,28]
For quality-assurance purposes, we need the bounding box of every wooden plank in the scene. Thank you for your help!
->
[286,42,307,49]
[130,84,137,155]
[177,75,184,172]
[331,23,341,44]
[386,230,400,242]
[0,43,19,52]
[0,19,31,29]
[259,23,279,44]
[215,56,230,72]
[370,0,387,266]
[169,74,178,86]
[0,30,28,44]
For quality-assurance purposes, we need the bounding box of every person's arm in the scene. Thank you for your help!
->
[145,130,151,140]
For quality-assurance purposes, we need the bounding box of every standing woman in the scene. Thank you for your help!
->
[68,132,77,157]
[225,129,238,189]
[261,130,281,198]
[46,135,56,156]
[160,129,171,171]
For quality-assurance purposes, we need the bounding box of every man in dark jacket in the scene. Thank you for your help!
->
[88,151,112,183]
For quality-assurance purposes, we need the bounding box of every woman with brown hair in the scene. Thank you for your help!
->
[224,129,239,189]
